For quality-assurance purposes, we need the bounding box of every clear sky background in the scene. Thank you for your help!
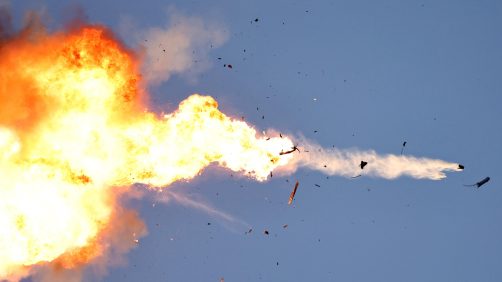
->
[11,1,502,281]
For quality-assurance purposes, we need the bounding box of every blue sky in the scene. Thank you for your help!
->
[11,1,502,281]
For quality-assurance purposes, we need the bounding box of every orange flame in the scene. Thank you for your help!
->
[0,25,293,279]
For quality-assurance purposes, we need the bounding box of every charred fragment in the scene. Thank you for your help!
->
[465,177,490,188]
[458,164,464,170]
[401,141,407,155]
[360,161,368,169]
[352,161,367,178]
[288,181,299,205]
[280,145,300,155]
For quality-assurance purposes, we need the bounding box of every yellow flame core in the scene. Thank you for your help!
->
[0,27,293,277]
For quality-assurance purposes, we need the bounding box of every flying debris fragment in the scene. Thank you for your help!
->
[401,141,407,155]
[458,164,465,170]
[280,145,300,155]
[351,161,369,178]
[360,161,368,169]
[288,181,299,205]
[264,230,270,235]
[464,177,490,188]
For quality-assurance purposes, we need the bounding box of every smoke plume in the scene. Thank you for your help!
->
[285,138,461,180]
[121,8,228,85]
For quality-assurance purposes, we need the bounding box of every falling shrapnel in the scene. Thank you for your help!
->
[464,177,490,188]
[288,181,299,205]
[352,161,368,178]
[360,161,368,169]
[279,145,300,155]
[401,141,407,155]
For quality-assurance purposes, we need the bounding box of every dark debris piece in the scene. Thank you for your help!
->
[288,181,299,205]
[279,146,300,156]
[264,230,269,235]
[360,161,368,169]
[464,177,490,188]
[458,164,465,170]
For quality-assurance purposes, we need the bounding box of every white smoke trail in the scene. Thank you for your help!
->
[154,189,250,233]
[283,138,462,180]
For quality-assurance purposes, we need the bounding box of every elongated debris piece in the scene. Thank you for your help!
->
[288,181,299,205]
[464,177,490,188]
